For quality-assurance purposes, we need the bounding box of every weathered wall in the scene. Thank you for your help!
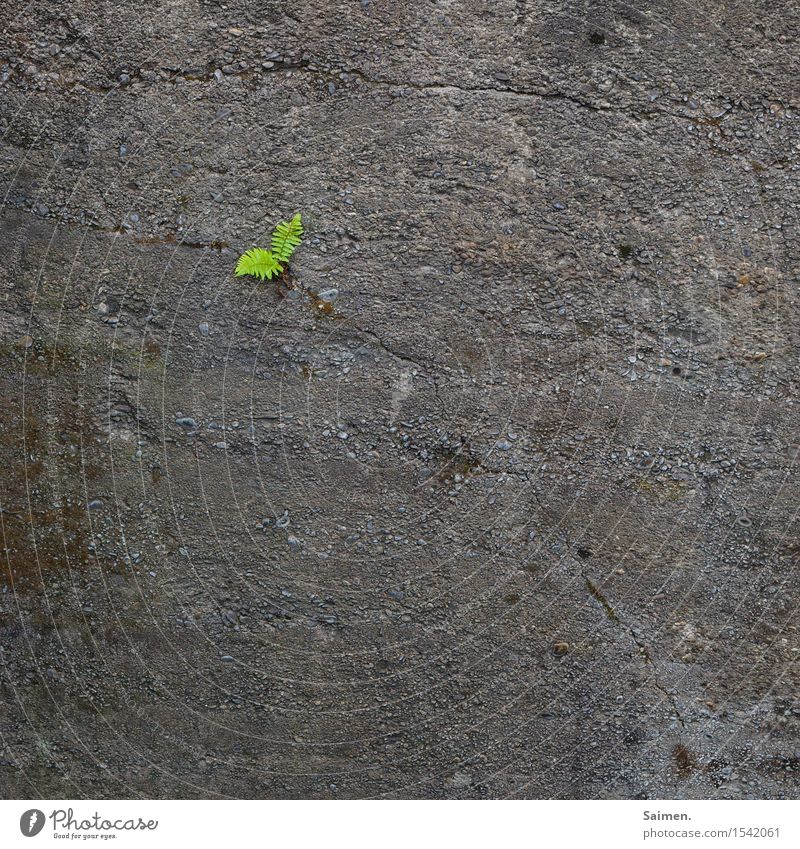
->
[1,1,798,798]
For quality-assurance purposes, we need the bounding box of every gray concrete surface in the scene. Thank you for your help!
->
[1,0,799,799]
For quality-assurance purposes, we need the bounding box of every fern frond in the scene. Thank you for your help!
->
[234,248,283,280]
[270,213,304,264]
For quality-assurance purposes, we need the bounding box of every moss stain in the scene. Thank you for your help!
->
[585,577,620,623]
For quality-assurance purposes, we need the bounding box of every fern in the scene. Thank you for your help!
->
[234,213,305,281]
[234,248,283,280]
[270,212,304,263]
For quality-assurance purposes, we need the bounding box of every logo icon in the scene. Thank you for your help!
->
[20,810,45,837]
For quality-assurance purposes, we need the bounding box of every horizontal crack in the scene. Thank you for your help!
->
[1,201,230,252]
[2,57,762,128]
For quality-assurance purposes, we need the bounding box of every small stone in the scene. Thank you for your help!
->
[317,288,338,303]
[88,499,104,510]
[198,322,210,336]
[452,771,471,788]
[213,441,228,449]
[552,641,570,656]
[175,417,198,429]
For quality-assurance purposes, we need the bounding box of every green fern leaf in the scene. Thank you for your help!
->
[234,248,283,280]
[270,213,304,264]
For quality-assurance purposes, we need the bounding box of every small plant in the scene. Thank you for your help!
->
[235,213,304,280]
[234,247,283,280]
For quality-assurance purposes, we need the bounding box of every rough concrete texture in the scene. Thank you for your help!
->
[1,0,799,799]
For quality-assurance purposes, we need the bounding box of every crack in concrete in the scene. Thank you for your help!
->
[581,570,687,730]
[628,625,688,731]
[1,58,310,96]
[4,56,766,131]
[0,201,230,252]
[349,324,451,415]
[325,67,749,128]
[351,325,429,372]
